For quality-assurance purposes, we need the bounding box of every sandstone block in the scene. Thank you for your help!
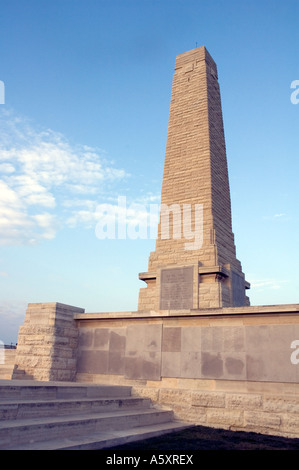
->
[207,409,243,427]
[159,388,192,405]
[244,411,281,431]
[226,393,262,410]
[191,391,225,408]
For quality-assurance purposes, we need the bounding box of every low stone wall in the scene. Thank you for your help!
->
[74,371,299,438]
[12,302,299,438]
[75,305,299,384]
[130,384,299,438]
[74,304,299,438]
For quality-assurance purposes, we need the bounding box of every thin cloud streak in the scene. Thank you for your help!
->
[0,108,128,245]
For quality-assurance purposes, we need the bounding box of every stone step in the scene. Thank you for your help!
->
[0,380,132,401]
[0,368,15,380]
[9,421,191,450]
[0,396,152,420]
[0,408,175,449]
[0,380,190,450]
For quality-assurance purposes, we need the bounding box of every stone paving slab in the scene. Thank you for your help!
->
[7,421,192,450]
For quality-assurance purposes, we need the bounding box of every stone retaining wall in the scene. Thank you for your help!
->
[12,302,299,438]
[131,387,299,438]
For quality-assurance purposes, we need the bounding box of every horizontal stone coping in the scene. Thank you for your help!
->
[139,266,231,281]
[139,266,250,288]
[0,379,109,387]
[27,302,85,313]
[74,304,299,321]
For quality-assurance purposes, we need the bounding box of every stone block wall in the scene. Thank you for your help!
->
[12,302,299,437]
[75,307,299,384]
[131,387,299,438]
[74,304,299,438]
[13,303,84,381]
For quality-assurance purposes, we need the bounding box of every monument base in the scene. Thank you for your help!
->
[138,263,250,311]
[10,302,299,438]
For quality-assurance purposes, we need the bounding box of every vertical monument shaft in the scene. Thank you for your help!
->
[138,46,250,311]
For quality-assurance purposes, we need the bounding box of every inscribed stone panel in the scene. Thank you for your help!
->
[181,351,201,378]
[201,352,224,379]
[78,329,93,348]
[108,351,125,375]
[77,350,108,374]
[162,327,181,352]
[161,352,181,378]
[181,326,201,352]
[223,327,245,352]
[126,324,162,352]
[94,329,110,349]
[109,329,126,351]
[201,326,224,352]
[245,324,297,382]
[223,352,246,380]
[124,354,143,380]
[160,266,193,310]
[125,324,162,380]
[124,351,161,380]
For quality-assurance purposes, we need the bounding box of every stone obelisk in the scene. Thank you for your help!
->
[138,46,250,311]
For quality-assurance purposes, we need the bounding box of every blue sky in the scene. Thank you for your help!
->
[0,0,298,344]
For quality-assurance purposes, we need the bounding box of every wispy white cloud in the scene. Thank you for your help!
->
[250,278,287,291]
[0,108,128,245]
[263,213,289,222]
[67,195,161,235]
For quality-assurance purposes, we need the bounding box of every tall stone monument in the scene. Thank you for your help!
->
[8,46,299,441]
[138,46,250,311]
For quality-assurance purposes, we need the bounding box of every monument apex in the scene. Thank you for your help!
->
[138,46,250,311]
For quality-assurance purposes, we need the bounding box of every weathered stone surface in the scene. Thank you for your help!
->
[244,411,281,431]
[263,396,299,414]
[226,393,262,410]
[160,267,193,310]
[162,327,181,352]
[191,391,225,408]
[138,46,249,311]
[13,303,83,381]
[159,388,192,406]
[207,409,243,427]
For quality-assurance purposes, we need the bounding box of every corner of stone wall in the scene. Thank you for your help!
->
[12,302,84,382]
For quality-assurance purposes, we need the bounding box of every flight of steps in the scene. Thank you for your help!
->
[0,348,16,380]
[0,380,190,450]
